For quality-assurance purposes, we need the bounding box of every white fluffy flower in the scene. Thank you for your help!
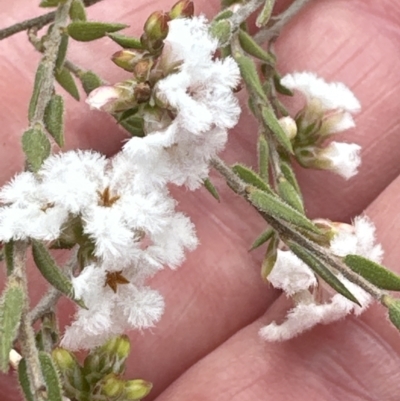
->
[124,16,241,189]
[318,141,361,179]
[260,216,382,342]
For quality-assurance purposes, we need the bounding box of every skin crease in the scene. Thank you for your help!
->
[1,0,400,399]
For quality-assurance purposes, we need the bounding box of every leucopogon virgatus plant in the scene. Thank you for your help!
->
[1,0,400,400]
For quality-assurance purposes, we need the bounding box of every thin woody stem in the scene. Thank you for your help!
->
[0,0,104,41]
[211,155,385,302]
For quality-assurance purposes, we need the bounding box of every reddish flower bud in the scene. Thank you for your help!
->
[169,0,194,19]
[111,50,143,72]
[143,11,170,42]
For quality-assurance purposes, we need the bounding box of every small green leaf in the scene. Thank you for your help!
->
[256,0,274,27]
[4,241,14,276]
[257,135,269,181]
[238,29,275,65]
[55,33,69,72]
[250,227,274,251]
[288,241,360,305]
[344,255,400,291]
[382,296,400,331]
[69,0,87,21]
[29,62,46,123]
[261,106,293,153]
[248,188,320,234]
[55,67,80,100]
[67,21,128,42]
[0,282,24,372]
[209,19,232,45]
[262,234,279,280]
[31,240,84,308]
[214,9,234,21]
[232,164,272,193]
[273,73,293,96]
[234,53,267,102]
[278,177,304,213]
[22,127,51,173]
[203,178,220,202]
[79,70,103,94]
[44,94,65,147]
[280,161,301,194]
[39,352,63,401]
[107,32,144,49]
[119,116,145,137]
[39,0,61,7]
[18,358,35,401]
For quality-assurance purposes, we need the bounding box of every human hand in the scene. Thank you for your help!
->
[1,1,400,400]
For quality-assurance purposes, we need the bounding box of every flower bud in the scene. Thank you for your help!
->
[143,11,170,42]
[134,82,151,104]
[278,116,297,140]
[99,374,125,398]
[105,334,131,360]
[124,379,152,400]
[111,50,143,72]
[133,58,153,81]
[52,347,78,371]
[169,0,194,19]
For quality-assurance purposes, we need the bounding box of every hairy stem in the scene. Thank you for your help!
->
[0,0,104,41]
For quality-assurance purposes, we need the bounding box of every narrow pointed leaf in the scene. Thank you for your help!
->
[22,127,51,173]
[69,0,87,21]
[289,241,360,305]
[214,9,234,21]
[67,21,128,42]
[250,228,274,251]
[55,33,69,72]
[232,164,271,193]
[107,33,144,49]
[28,62,46,123]
[262,234,279,280]
[39,0,61,7]
[55,67,80,100]
[79,70,103,94]
[344,255,400,291]
[274,73,293,96]
[383,296,400,331]
[257,135,269,181]
[248,188,320,233]
[261,106,293,153]
[203,178,220,202]
[44,94,65,147]
[39,352,63,401]
[238,29,275,65]
[31,240,84,307]
[4,241,14,276]
[0,282,24,372]
[18,358,35,401]
[278,177,304,213]
[280,161,301,194]
[256,0,274,27]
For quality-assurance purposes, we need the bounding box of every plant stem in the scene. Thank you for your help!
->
[211,155,385,302]
[229,0,265,31]
[0,0,104,41]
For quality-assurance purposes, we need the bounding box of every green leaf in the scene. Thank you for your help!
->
[261,234,278,280]
[107,32,144,49]
[119,116,145,137]
[280,161,301,194]
[28,62,46,123]
[4,241,14,276]
[31,240,85,308]
[18,358,35,401]
[69,0,87,21]
[278,177,304,213]
[55,33,69,72]
[257,135,269,181]
[22,127,51,173]
[232,164,271,193]
[238,29,275,65]
[67,21,128,42]
[79,70,103,94]
[249,227,274,251]
[209,19,232,45]
[234,53,267,102]
[273,73,293,96]
[256,0,274,27]
[213,9,234,21]
[0,282,24,372]
[39,352,63,401]
[39,0,61,7]
[203,178,220,202]
[55,67,80,100]
[261,106,293,153]
[288,241,360,305]
[248,188,320,234]
[344,255,400,291]
[383,296,400,331]
[44,94,65,147]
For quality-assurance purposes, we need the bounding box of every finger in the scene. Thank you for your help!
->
[153,173,400,401]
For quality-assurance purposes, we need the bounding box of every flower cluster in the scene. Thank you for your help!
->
[281,72,362,179]
[0,16,241,349]
[260,216,383,341]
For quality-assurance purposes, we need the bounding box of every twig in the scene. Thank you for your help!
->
[0,0,105,41]
[229,0,265,31]
[254,0,312,44]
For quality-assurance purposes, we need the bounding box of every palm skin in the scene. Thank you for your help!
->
[1,0,400,400]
